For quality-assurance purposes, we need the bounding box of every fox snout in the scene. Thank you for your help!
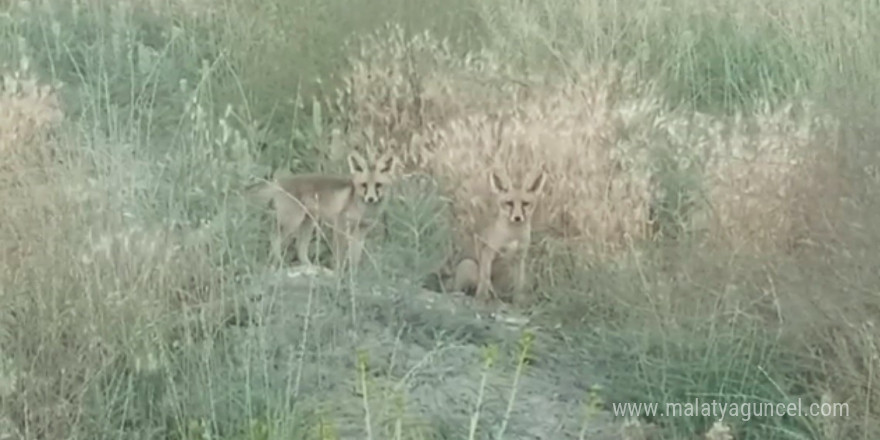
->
[509,207,528,223]
[359,182,384,204]
[503,200,529,223]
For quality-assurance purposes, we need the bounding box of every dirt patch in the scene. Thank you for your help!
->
[228,266,633,439]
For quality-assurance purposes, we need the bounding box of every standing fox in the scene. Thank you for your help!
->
[452,167,547,305]
[249,151,397,271]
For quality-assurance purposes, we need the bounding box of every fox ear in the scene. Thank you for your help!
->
[489,171,511,194]
[348,151,368,173]
[375,152,396,174]
[525,169,546,194]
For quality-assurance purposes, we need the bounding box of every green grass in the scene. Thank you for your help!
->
[1,0,879,438]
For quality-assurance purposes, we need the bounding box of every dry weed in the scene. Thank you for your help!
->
[0,66,63,183]
[335,23,518,170]
[619,417,660,440]
[57,0,214,20]
[0,66,64,274]
[0,62,219,439]
[704,420,733,440]
[800,319,879,438]
[694,101,842,253]
[337,23,845,262]
[338,25,662,258]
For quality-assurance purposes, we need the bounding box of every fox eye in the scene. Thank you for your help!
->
[504,201,514,207]
[375,183,383,190]
[522,202,530,207]
[361,183,368,189]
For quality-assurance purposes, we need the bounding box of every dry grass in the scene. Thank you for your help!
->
[694,101,844,253]
[704,420,733,440]
[0,67,63,182]
[0,64,223,439]
[2,0,880,438]
[332,23,876,438]
[336,28,659,258]
[0,66,64,276]
[336,25,845,260]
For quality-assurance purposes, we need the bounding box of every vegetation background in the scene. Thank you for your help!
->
[1,0,878,438]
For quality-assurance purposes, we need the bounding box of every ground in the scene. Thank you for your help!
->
[1,0,878,439]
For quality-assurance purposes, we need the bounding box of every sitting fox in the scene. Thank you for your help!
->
[451,167,547,305]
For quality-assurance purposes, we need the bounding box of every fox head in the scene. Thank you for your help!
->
[489,167,547,225]
[348,151,397,204]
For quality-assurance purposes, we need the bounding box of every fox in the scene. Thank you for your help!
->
[451,167,547,305]
[249,150,397,271]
